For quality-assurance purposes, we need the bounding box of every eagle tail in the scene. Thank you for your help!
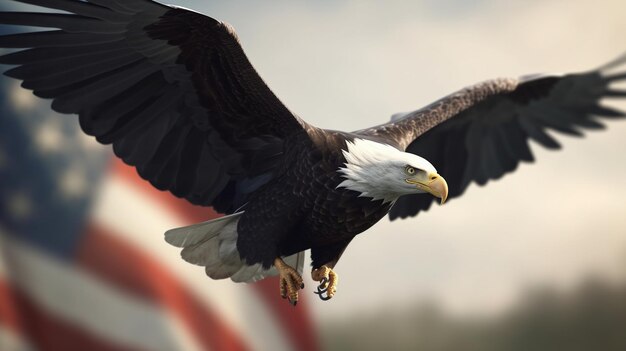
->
[164,212,305,283]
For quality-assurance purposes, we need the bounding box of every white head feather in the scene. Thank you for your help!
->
[337,139,438,203]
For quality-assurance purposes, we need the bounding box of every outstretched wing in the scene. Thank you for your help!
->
[0,0,309,214]
[357,58,626,220]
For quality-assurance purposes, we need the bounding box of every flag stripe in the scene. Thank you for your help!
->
[92,171,294,351]
[0,278,20,335]
[0,233,201,351]
[0,324,35,351]
[0,279,137,351]
[112,159,320,351]
[77,223,250,351]
[0,65,319,350]
[253,279,320,351]
[112,161,219,223]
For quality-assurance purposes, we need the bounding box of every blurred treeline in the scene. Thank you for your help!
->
[322,276,626,351]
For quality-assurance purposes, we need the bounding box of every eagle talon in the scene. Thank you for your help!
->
[314,286,333,301]
[311,266,338,301]
[317,277,329,291]
[274,258,304,305]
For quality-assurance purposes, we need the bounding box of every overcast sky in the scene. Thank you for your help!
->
[3,0,626,321]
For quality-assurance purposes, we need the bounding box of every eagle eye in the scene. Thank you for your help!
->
[405,166,416,175]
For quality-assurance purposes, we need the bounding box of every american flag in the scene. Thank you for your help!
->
[0,67,318,350]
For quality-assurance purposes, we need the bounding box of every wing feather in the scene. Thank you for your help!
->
[0,42,125,64]
[1,1,309,213]
[13,50,142,88]
[52,59,159,112]
[14,0,128,23]
[356,60,626,219]
[0,30,124,47]
[0,12,126,33]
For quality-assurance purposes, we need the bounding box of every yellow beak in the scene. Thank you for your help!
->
[407,173,449,205]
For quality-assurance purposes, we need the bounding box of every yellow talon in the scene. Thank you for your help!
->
[274,258,304,306]
[312,265,338,301]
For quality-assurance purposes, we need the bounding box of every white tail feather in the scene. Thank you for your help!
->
[205,261,243,280]
[231,263,264,282]
[164,212,306,283]
[164,212,241,247]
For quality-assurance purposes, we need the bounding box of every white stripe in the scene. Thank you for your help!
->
[0,231,202,351]
[0,326,36,351]
[91,175,294,351]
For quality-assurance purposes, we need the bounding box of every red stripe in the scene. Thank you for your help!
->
[253,280,320,351]
[0,279,20,333]
[113,160,320,351]
[77,223,249,351]
[0,279,139,351]
[112,160,219,223]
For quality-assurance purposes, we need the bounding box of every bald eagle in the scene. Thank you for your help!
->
[1,0,625,305]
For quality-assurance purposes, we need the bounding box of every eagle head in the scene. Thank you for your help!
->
[338,138,448,204]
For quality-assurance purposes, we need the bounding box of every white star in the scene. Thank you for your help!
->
[76,131,102,152]
[35,120,64,153]
[7,192,33,220]
[9,80,37,112]
[59,166,89,199]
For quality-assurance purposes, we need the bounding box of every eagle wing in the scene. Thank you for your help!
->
[356,58,626,219]
[0,0,309,214]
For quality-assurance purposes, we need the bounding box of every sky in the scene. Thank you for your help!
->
[3,0,626,322]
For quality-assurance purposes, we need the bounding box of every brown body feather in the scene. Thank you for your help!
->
[238,130,393,268]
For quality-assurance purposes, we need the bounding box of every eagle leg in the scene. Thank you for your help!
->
[311,265,338,301]
[274,257,304,306]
